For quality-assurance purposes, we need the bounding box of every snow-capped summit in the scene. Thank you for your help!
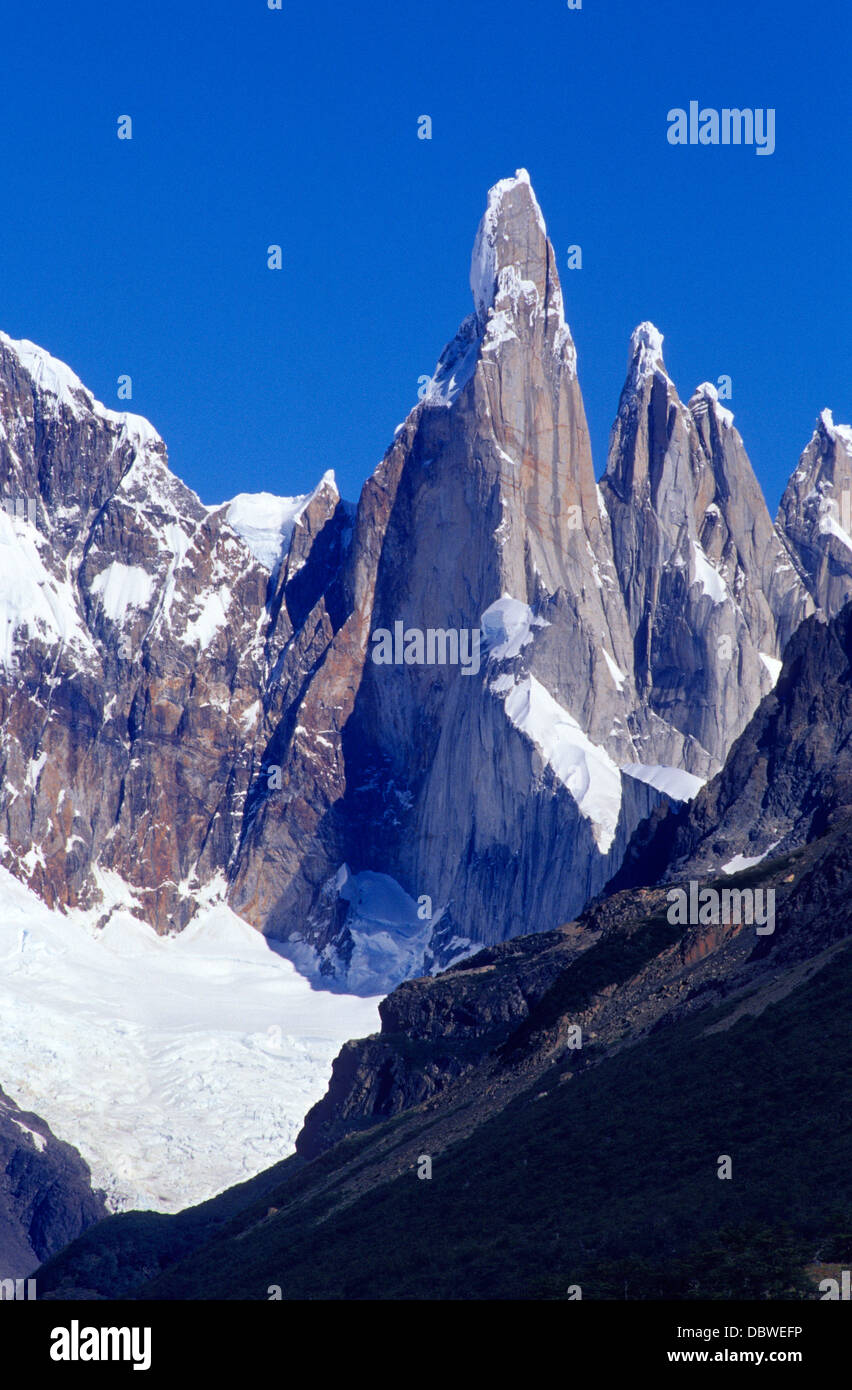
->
[627,321,668,385]
[220,471,339,576]
[424,168,574,411]
[0,327,283,931]
[0,331,163,451]
[470,168,548,324]
[818,407,852,449]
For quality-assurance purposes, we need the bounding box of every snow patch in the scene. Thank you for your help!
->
[481,595,548,660]
[691,542,728,604]
[628,322,668,386]
[182,589,231,650]
[501,675,622,853]
[223,472,338,573]
[90,563,154,625]
[622,763,705,803]
[817,497,852,553]
[0,506,98,670]
[721,841,781,875]
[602,649,627,692]
[10,1117,47,1153]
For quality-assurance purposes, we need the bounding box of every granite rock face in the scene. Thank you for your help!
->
[600,329,813,771]
[776,410,852,618]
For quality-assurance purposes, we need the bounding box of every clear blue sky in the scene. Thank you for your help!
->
[1,0,848,511]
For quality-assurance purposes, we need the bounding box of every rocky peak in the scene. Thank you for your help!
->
[776,410,852,617]
[688,380,735,432]
[613,600,852,890]
[627,321,669,388]
[0,331,343,931]
[470,170,564,338]
[600,324,812,770]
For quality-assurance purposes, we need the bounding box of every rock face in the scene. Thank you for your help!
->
[0,172,840,992]
[776,410,852,617]
[612,601,852,888]
[0,1086,107,1280]
[0,330,348,934]
[600,329,813,771]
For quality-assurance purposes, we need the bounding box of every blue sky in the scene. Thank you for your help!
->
[1,0,848,511]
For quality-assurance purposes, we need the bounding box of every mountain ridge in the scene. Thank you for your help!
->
[1,170,850,993]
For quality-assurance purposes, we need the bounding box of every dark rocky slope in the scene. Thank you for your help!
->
[0,1087,107,1281]
[611,600,852,890]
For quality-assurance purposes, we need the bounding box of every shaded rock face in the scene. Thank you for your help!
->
[0,171,836,992]
[776,410,852,618]
[612,602,852,889]
[296,924,594,1157]
[0,1086,107,1279]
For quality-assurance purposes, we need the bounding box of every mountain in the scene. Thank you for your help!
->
[776,409,852,617]
[0,173,845,997]
[0,329,271,929]
[600,327,813,768]
[0,330,353,938]
[225,170,819,990]
[0,1085,106,1281]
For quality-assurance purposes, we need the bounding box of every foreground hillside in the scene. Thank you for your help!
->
[35,823,852,1299]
